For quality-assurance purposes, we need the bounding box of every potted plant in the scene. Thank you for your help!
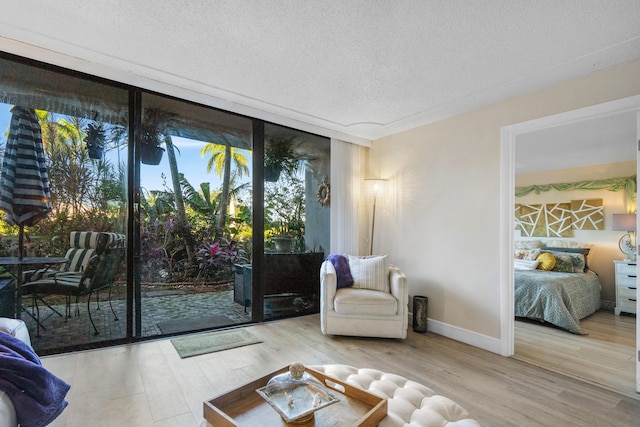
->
[84,122,106,160]
[264,135,302,182]
[139,108,171,165]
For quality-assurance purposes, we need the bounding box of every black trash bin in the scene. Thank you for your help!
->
[412,295,428,333]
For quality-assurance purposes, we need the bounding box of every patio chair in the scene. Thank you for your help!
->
[21,236,125,336]
[24,231,121,280]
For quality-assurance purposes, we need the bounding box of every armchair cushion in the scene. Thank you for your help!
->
[334,288,398,316]
[59,247,97,273]
[348,254,389,293]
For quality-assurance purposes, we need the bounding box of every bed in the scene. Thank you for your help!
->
[514,247,601,334]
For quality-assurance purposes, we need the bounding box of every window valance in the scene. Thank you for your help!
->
[515,175,636,212]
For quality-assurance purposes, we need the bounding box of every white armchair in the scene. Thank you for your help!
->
[320,256,408,339]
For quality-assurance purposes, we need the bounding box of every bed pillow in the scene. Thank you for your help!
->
[549,253,575,273]
[543,250,586,273]
[514,259,540,270]
[536,253,556,271]
[348,255,389,293]
[515,240,544,249]
[541,247,590,272]
[514,248,541,261]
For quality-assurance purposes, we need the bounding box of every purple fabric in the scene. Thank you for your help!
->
[326,254,354,289]
[0,332,70,427]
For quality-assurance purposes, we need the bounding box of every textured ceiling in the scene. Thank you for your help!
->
[0,1,639,146]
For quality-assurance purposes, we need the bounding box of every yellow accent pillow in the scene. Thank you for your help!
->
[536,253,556,271]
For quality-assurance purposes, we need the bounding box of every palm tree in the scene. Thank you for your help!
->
[200,134,250,237]
[180,174,220,220]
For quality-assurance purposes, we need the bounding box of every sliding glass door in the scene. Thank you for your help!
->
[0,54,129,354]
[137,92,253,337]
[0,52,331,354]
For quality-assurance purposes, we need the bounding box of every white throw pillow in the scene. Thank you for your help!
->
[514,259,540,270]
[348,255,389,292]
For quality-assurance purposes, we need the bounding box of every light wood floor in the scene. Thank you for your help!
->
[41,314,640,427]
[515,310,637,399]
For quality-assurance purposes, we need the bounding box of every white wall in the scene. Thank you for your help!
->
[371,59,640,349]
[515,161,636,304]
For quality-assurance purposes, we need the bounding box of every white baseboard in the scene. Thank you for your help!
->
[409,314,501,354]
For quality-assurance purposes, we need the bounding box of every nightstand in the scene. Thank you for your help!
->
[614,260,637,315]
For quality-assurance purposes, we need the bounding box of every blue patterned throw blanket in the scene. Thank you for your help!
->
[0,332,70,427]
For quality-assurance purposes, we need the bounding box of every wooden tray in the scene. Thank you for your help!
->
[203,366,387,426]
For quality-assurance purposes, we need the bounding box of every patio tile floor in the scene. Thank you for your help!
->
[21,288,252,354]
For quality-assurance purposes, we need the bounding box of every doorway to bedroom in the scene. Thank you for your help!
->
[504,96,640,398]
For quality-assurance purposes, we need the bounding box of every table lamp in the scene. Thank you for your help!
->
[612,213,636,261]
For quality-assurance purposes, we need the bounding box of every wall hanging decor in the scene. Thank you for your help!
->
[516,199,604,236]
[571,199,604,230]
[316,177,330,207]
[545,202,573,237]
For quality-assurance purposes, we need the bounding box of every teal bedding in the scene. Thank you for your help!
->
[515,269,601,334]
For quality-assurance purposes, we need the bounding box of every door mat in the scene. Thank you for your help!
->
[171,329,261,358]
[157,314,235,334]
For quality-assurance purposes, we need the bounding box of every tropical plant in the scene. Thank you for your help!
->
[84,121,106,159]
[180,173,220,220]
[200,135,250,237]
[264,135,302,180]
[196,237,247,282]
[265,174,305,251]
[43,115,125,219]
[138,108,174,166]
[139,108,173,149]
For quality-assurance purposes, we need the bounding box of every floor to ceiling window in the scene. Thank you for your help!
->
[0,54,130,353]
[136,92,254,337]
[260,124,330,320]
[0,53,330,354]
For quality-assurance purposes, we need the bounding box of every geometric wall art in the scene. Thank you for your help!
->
[515,204,543,237]
[571,199,604,230]
[544,202,572,237]
[515,199,605,237]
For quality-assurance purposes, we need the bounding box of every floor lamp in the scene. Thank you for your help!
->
[365,178,388,255]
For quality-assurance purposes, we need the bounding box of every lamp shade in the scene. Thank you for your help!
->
[612,213,636,231]
[364,178,388,204]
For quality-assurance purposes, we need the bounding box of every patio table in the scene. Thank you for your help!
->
[0,256,68,323]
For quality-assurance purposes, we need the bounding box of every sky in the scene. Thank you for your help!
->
[0,104,252,194]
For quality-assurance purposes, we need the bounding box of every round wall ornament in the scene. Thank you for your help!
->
[317,178,330,207]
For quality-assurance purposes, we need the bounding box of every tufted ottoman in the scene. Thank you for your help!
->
[310,364,481,427]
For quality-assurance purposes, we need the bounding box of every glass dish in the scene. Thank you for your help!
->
[256,362,339,424]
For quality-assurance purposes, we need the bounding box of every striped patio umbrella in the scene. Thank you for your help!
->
[0,106,51,259]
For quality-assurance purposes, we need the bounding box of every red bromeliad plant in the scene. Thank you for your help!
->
[196,237,247,282]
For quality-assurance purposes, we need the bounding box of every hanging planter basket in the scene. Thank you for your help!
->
[264,164,282,182]
[87,145,104,160]
[141,144,165,165]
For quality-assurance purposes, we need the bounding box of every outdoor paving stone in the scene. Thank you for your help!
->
[22,289,251,354]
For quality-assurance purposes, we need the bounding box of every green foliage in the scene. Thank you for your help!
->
[264,173,305,251]
[265,135,303,178]
[195,237,248,282]
[0,112,126,258]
